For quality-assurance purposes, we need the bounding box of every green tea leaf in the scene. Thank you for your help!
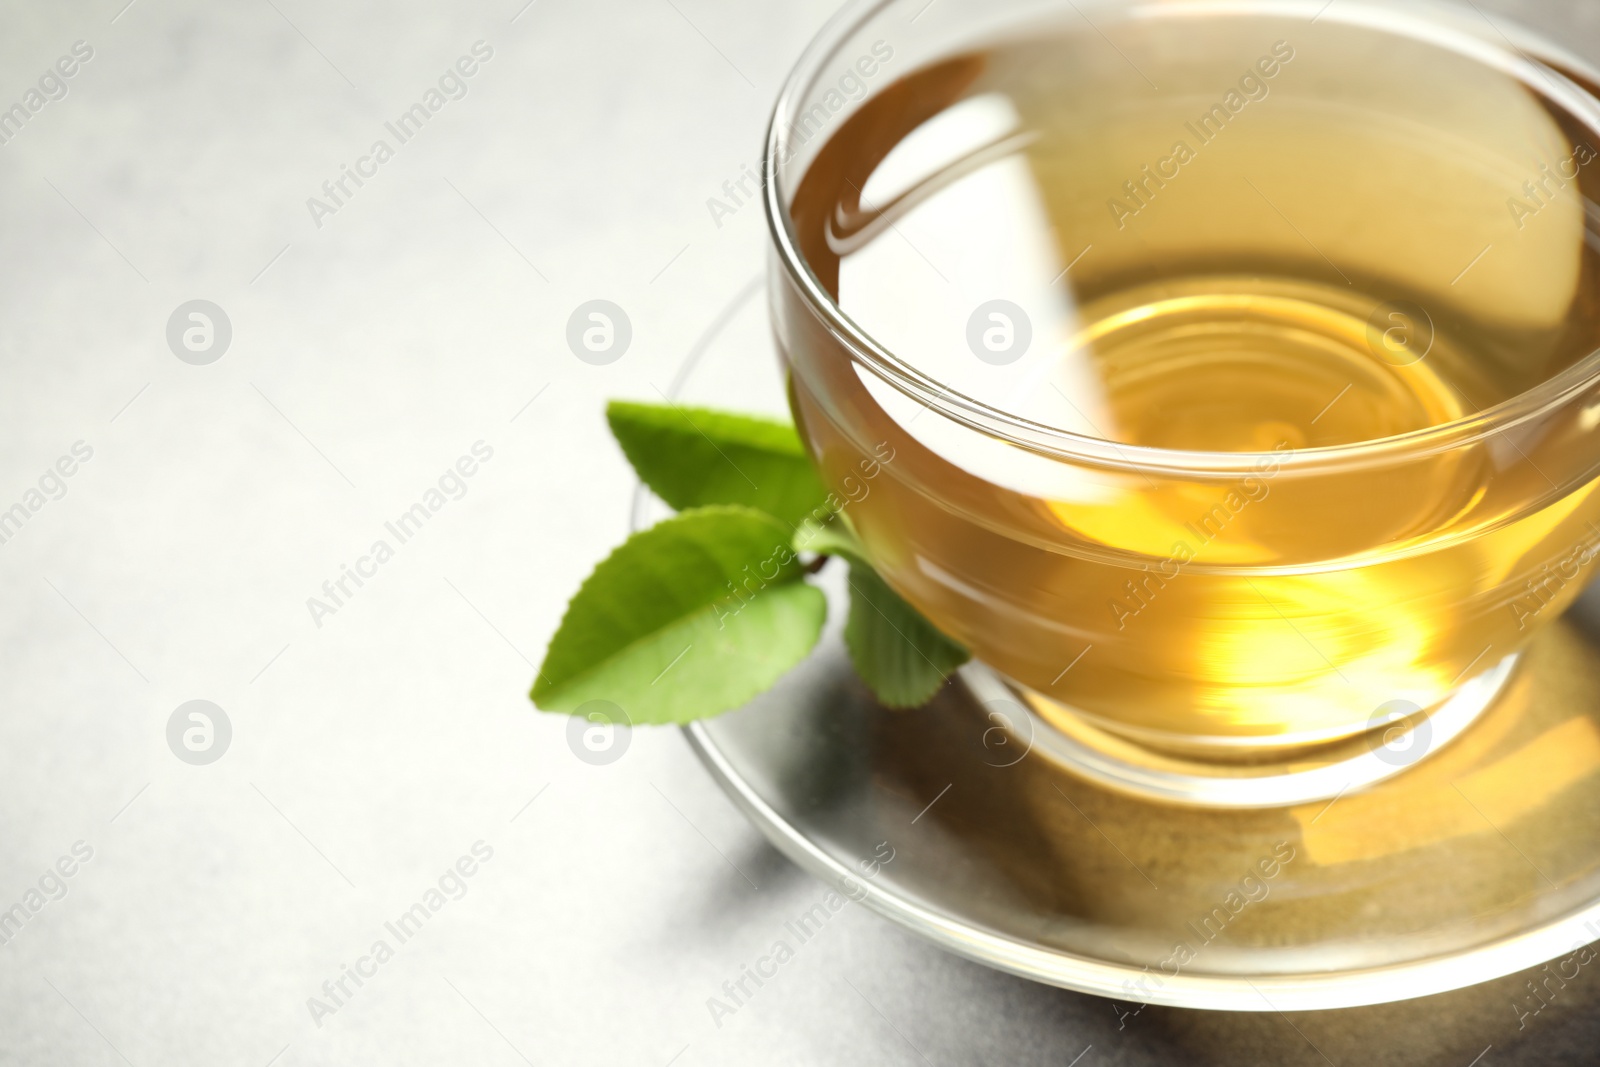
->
[532,505,827,723]
[844,562,970,709]
[606,400,830,528]
[793,515,867,561]
[798,515,971,707]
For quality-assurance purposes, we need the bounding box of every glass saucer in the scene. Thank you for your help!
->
[656,277,1600,1010]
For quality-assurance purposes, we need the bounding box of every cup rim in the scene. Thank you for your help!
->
[762,0,1600,476]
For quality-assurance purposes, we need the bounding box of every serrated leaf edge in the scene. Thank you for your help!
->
[530,504,810,710]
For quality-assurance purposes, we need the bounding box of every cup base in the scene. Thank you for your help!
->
[963,652,1524,808]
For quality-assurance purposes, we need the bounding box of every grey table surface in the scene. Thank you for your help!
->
[2,0,1599,1064]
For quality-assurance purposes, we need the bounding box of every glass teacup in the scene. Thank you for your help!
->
[765,0,1600,803]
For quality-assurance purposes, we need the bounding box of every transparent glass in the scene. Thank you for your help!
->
[765,0,1600,788]
[673,278,1600,1010]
